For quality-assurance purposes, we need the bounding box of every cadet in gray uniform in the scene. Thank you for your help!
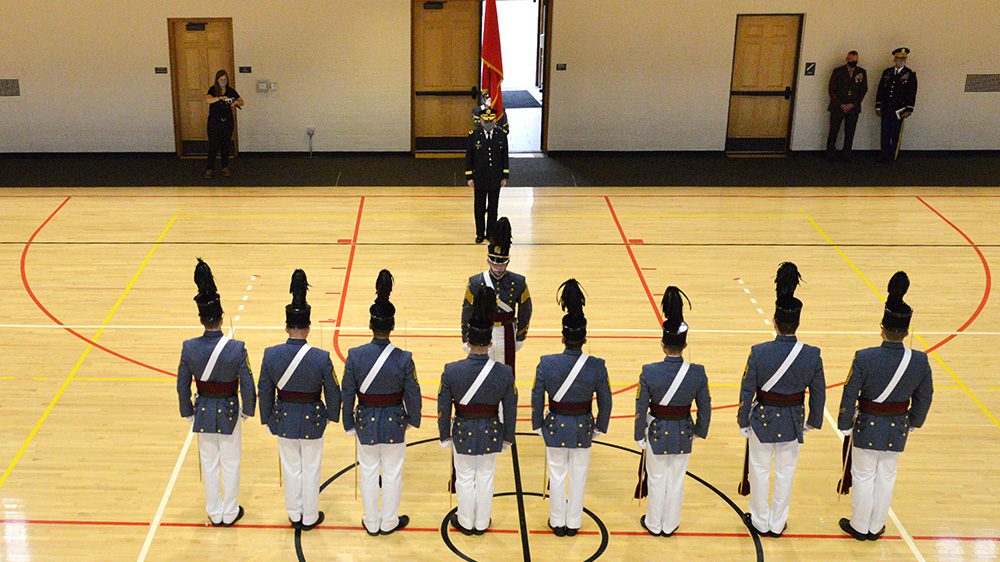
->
[737,263,825,538]
[440,285,517,535]
[461,217,532,368]
[341,270,421,536]
[838,272,933,541]
[531,279,613,537]
[177,258,255,527]
[258,269,341,531]
[635,286,711,537]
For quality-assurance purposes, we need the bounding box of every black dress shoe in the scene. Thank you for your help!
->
[839,517,868,541]
[661,525,677,538]
[767,523,787,538]
[381,515,409,536]
[289,517,302,530]
[548,519,567,537]
[473,519,491,535]
[222,506,245,527]
[868,526,886,541]
[301,511,325,532]
[475,236,485,244]
[639,515,658,536]
[565,527,578,537]
[450,513,474,536]
[363,518,379,536]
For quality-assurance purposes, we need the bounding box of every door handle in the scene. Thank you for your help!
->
[784,87,792,100]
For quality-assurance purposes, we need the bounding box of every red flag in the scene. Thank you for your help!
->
[481,0,504,122]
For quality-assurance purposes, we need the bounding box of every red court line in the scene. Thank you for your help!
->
[19,197,176,377]
[12,193,1000,200]
[916,197,992,353]
[331,197,366,365]
[604,196,662,325]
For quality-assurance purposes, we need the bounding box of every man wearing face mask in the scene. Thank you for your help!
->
[826,51,868,161]
[461,217,531,370]
[465,107,510,244]
[875,48,917,162]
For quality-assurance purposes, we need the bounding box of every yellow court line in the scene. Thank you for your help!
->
[0,214,178,491]
[805,214,1000,430]
[0,376,14,381]
[182,212,801,220]
[74,377,174,382]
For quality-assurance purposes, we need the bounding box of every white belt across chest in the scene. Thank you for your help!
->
[873,348,912,403]
[459,359,496,405]
[658,361,691,406]
[200,336,231,382]
[277,344,312,390]
[359,344,395,394]
[761,342,803,392]
[552,354,589,402]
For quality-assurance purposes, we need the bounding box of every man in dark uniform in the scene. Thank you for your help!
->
[439,285,518,535]
[259,269,341,531]
[465,106,509,244]
[876,48,917,162]
[826,50,868,161]
[531,279,613,537]
[341,270,421,536]
[461,217,532,368]
[177,258,256,527]
[838,272,933,541]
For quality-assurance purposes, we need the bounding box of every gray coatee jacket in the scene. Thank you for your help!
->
[177,330,256,435]
[258,338,341,440]
[635,356,711,455]
[341,338,422,445]
[438,353,517,455]
[531,349,613,449]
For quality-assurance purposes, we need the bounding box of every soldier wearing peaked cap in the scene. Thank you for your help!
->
[177,258,256,527]
[341,270,421,536]
[531,279,613,537]
[634,286,711,537]
[258,269,341,531]
[737,263,825,538]
[461,217,532,369]
[465,105,509,244]
[838,272,933,542]
[876,48,918,162]
[439,285,517,536]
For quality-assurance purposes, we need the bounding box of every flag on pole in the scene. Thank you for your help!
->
[481,0,506,128]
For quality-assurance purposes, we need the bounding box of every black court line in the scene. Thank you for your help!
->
[509,440,532,562]
[2,241,997,248]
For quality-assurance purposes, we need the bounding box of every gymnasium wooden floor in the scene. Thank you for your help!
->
[1,186,998,561]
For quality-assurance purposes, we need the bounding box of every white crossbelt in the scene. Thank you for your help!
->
[873,348,912,403]
[459,359,496,405]
[277,344,312,390]
[552,354,589,402]
[761,342,803,392]
[200,336,231,382]
[359,344,395,394]
[658,361,691,406]
[482,272,513,313]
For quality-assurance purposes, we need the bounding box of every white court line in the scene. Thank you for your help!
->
[820,408,924,561]
[137,430,195,561]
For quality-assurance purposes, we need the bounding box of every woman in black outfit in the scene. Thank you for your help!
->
[204,70,243,179]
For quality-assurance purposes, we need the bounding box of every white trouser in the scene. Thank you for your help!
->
[546,447,592,529]
[453,451,499,531]
[850,447,901,534]
[198,421,242,524]
[358,442,407,533]
[489,325,507,365]
[748,430,801,534]
[644,452,690,534]
[278,437,324,526]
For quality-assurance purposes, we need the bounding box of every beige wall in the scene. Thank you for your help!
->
[1,0,997,152]
[546,0,1000,151]
[0,0,411,152]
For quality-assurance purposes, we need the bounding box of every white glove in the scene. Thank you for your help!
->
[239,413,249,423]
[536,428,544,437]
[186,415,195,425]
[440,438,452,448]
[842,428,853,436]
[462,342,471,354]
[636,439,647,450]
[345,428,356,437]
[515,340,524,352]
[502,441,512,453]
[908,426,919,433]
[592,429,604,439]
[802,424,812,434]
[739,426,751,438]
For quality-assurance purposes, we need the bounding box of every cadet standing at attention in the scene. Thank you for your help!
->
[341,270,422,536]
[531,279,613,537]
[177,258,256,527]
[634,286,711,537]
[259,269,341,531]
[439,285,517,536]
[737,263,825,538]
[838,272,933,541]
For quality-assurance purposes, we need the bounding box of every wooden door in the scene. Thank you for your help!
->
[168,18,236,157]
[412,0,481,153]
[725,14,802,154]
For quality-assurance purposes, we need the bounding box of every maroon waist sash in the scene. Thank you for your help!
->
[454,403,499,419]
[649,403,691,420]
[859,398,909,417]
[195,380,238,398]
[756,389,805,407]
[278,389,321,403]
[357,391,403,407]
[548,400,592,416]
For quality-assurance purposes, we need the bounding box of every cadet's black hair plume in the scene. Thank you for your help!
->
[557,279,586,317]
[375,269,394,303]
[467,285,496,346]
[193,257,217,300]
[661,286,691,332]
[775,262,802,299]
[289,269,309,306]
[886,271,909,303]
[491,217,512,247]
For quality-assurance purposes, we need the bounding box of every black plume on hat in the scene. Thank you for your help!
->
[285,269,311,329]
[193,258,223,323]
[370,269,396,332]
[467,285,496,347]
[882,271,913,331]
[661,286,691,347]
[487,217,512,264]
[774,262,803,324]
[558,279,587,343]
